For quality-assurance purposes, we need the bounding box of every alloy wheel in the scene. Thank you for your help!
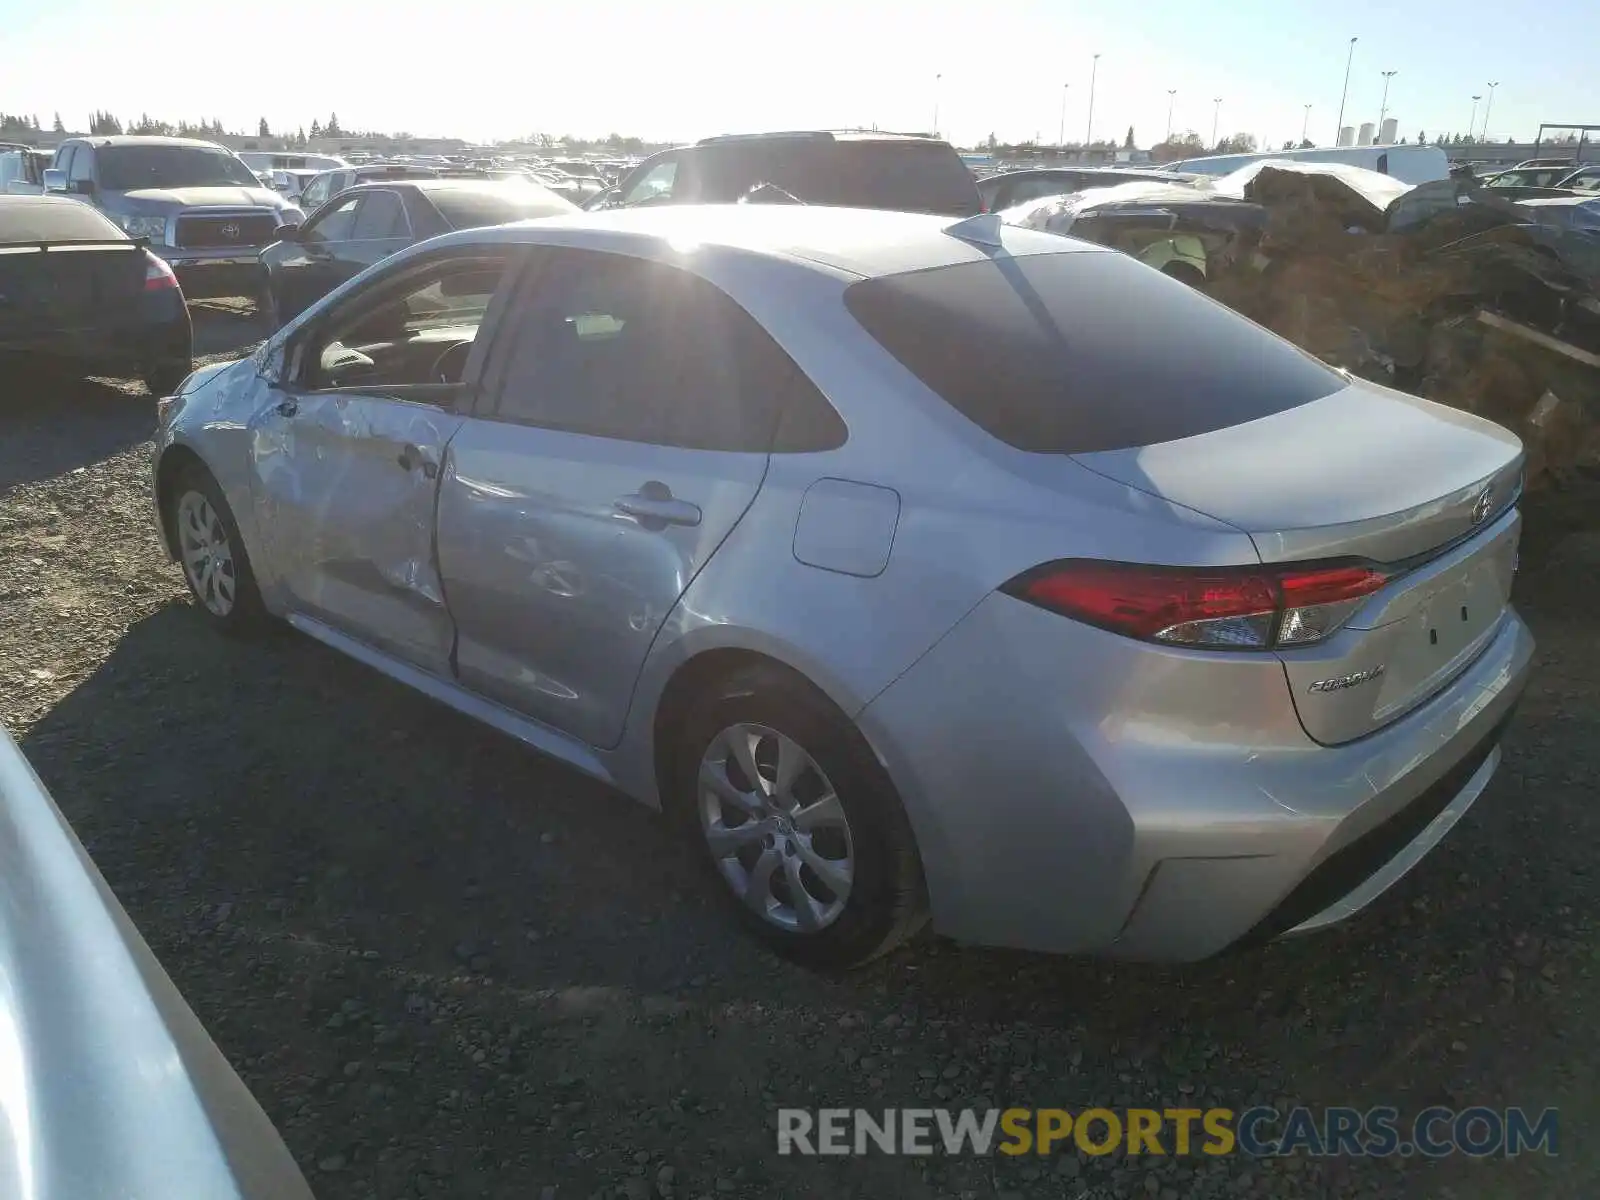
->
[175,490,237,617]
[698,723,855,933]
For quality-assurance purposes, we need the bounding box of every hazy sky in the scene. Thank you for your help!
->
[1,0,1593,149]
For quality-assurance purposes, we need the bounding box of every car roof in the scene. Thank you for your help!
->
[73,135,225,148]
[440,204,1103,280]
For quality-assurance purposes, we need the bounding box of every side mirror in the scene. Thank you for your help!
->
[42,168,66,193]
[274,223,301,241]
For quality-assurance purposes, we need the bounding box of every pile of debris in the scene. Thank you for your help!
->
[1006,161,1600,492]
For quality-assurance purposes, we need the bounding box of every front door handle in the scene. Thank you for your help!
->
[614,488,701,528]
[397,443,440,479]
[274,397,298,417]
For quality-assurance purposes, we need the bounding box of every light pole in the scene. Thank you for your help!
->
[1211,97,1222,149]
[1377,69,1397,141]
[1334,36,1358,144]
[1166,89,1177,141]
[1301,103,1312,145]
[1085,52,1101,146]
[933,73,941,136]
[1469,94,1481,143]
[1058,83,1069,147]
[1482,80,1499,140]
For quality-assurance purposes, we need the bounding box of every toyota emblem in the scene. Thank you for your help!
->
[220,222,241,240]
[1470,486,1494,526]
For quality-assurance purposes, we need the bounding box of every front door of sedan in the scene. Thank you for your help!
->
[436,247,800,748]
[248,248,520,674]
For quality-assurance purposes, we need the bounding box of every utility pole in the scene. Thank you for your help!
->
[1058,82,1069,147]
[933,73,941,136]
[1377,69,1398,141]
[1334,36,1358,144]
[1211,97,1222,149]
[1469,94,1481,143]
[1085,53,1101,146]
[1166,89,1176,141]
[1302,103,1312,144]
[1482,80,1499,140]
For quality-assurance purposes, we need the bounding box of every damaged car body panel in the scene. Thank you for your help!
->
[248,390,464,673]
[1001,180,1267,284]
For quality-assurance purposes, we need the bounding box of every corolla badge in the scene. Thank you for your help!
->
[1470,486,1494,526]
[1308,665,1386,694]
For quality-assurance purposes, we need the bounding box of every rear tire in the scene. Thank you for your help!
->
[143,358,192,397]
[164,464,270,637]
[670,665,928,970]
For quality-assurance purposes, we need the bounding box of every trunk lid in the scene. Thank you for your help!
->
[1072,380,1525,743]
[0,243,146,340]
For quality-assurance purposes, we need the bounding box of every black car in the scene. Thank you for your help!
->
[259,178,577,326]
[595,130,983,217]
[977,167,1194,212]
[0,195,191,394]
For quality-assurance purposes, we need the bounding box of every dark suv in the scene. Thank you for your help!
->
[595,131,983,217]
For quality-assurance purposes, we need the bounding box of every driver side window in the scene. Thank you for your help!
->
[304,196,361,243]
[299,251,515,394]
[622,157,678,206]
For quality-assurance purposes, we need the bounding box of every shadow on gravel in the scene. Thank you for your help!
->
[18,573,1594,1198]
[0,374,153,492]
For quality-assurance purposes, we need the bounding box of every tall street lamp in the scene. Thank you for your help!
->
[1377,69,1398,140]
[1469,93,1481,142]
[933,73,942,136]
[1302,103,1312,144]
[1166,89,1177,141]
[1334,36,1358,144]
[1211,97,1222,148]
[1059,83,1070,147]
[1482,80,1500,140]
[1085,53,1101,146]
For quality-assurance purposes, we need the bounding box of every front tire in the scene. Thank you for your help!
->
[671,666,928,970]
[165,465,269,636]
[143,358,192,397]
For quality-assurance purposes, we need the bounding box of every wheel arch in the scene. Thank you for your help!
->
[153,442,214,561]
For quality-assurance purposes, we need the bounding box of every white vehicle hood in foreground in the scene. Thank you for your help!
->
[0,724,313,1199]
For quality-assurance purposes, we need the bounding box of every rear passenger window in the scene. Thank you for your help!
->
[490,248,844,453]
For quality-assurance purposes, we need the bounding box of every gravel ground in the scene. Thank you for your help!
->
[2,303,1596,1200]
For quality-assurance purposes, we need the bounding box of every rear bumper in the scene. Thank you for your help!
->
[856,593,1534,959]
[0,297,191,369]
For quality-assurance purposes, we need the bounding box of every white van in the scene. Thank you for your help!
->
[1168,143,1448,185]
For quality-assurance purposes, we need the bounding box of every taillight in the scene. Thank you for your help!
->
[1002,560,1390,650]
[143,250,179,292]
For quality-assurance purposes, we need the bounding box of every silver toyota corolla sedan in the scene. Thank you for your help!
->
[150,205,1533,969]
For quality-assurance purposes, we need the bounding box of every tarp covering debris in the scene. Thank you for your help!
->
[1006,158,1600,497]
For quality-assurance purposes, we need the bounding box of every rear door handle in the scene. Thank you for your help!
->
[614,492,701,528]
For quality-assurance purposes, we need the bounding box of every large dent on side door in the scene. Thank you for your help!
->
[249,393,457,609]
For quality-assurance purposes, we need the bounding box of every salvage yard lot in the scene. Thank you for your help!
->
[2,304,1597,1200]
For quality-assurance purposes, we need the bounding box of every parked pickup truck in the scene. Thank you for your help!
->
[43,136,303,300]
[0,195,193,395]
[1,142,51,195]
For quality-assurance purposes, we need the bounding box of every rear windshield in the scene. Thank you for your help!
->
[0,197,126,243]
[698,141,982,216]
[844,251,1343,454]
[98,145,259,190]
[428,186,575,229]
